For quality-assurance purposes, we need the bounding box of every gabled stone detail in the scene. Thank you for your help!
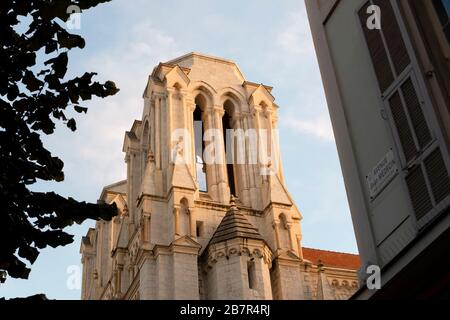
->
[170,153,197,191]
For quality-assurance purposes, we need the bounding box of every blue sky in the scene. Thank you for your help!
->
[0,0,358,299]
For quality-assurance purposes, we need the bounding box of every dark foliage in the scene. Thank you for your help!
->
[0,0,119,281]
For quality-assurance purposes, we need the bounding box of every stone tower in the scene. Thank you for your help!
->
[80,53,360,300]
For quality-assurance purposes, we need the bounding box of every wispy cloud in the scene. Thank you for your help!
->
[48,20,182,198]
[283,115,335,141]
[277,6,315,57]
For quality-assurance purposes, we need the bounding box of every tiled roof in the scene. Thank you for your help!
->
[209,198,263,245]
[302,247,360,270]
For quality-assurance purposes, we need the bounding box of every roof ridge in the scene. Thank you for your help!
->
[302,247,359,256]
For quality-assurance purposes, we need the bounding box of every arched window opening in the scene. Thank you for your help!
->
[222,107,236,196]
[194,95,207,192]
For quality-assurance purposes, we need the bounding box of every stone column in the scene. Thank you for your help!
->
[248,106,262,209]
[203,108,218,199]
[287,222,296,252]
[185,98,196,176]
[264,107,277,177]
[272,114,285,183]
[165,90,174,170]
[242,112,256,192]
[143,213,151,243]
[272,220,281,250]
[116,265,123,297]
[189,208,196,238]
[231,114,250,206]
[150,99,156,158]
[253,105,262,183]
[254,106,271,178]
[213,106,229,203]
[154,96,161,169]
[173,207,180,237]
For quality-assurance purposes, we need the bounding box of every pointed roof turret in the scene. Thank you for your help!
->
[209,196,263,245]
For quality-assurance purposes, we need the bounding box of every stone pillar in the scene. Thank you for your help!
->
[287,222,296,252]
[253,105,263,185]
[264,107,277,177]
[272,220,281,250]
[186,99,196,177]
[232,115,250,206]
[213,106,229,203]
[150,99,155,158]
[173,207,180,237]
[189,208,196,238]
[143,213,151,243]
[161,92,169,169]
[154,96,161,169]
[242,112,258,209]
[203,108,218,200]
[272,114,285,183]
[164,91,172,171]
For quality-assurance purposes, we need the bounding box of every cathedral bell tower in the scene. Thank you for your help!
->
[82,53,313,300]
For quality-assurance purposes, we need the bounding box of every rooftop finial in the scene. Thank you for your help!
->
[230,194,238,208]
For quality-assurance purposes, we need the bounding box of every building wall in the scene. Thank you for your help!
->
[306,0,450,297]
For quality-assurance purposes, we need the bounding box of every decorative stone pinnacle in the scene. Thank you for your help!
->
[230,195,238,208]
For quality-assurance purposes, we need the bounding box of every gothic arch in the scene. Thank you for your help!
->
[190,81,217,107]
[223,99,238,121]
[194,93,209,112]
[218,87,248,113]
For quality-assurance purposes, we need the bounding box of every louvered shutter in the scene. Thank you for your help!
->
[373,0,410,75]
[358,2,394,92]
[424,148,450,203]
[406,165,433,220]
[359,0,450,223]
[400,79,432,149]
[388,91,417,162]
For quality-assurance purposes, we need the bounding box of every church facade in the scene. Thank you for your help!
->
[80,53,360,300]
